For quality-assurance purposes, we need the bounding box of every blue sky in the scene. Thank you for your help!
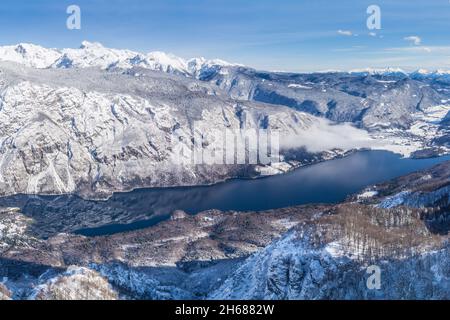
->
[0,0,449,71]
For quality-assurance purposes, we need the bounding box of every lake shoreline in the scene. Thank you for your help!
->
[72,150,450,237]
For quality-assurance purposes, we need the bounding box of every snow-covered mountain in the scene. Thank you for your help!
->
[2,42,450,127]
[54,41,192,75]
[410,69,450,84]
[0,41,239,77]
[2,41,450,81]
[349,67,408,77]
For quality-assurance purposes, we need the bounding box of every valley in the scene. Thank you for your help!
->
[0,150,446,239]
[0,42,448,300]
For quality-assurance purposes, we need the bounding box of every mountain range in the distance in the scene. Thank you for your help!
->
[2,41,450,77]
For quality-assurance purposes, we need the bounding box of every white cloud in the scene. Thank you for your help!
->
[337,30,353,36]
[368,32,377,37]
[404,36,422,45]
[280,120,377,153]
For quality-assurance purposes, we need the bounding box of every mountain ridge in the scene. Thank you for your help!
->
[0,41,241,77]
[1,41,449,77]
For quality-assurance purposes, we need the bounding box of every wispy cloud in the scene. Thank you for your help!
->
[384,45,450,53]
[331,46,366,52]
[404,36,422,45]
[337,30,353,36]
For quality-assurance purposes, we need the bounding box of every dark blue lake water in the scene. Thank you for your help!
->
[73,150,450,236]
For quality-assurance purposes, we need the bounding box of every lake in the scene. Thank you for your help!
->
[75,150,450,236]
[1,150,449,237]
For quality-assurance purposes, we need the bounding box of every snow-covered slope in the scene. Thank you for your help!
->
[209,229,449,300]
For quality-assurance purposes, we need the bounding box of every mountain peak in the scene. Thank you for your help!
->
[13,43,54,55]
[0,43,61,68]
[14,43,32,54]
